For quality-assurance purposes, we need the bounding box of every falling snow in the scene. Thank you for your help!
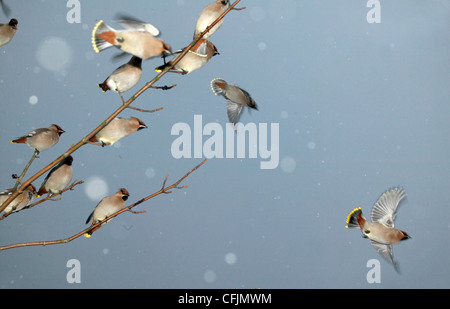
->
[84,176,109,201]
[203,270,216,284]
[28,95,38,105]
[225,252,237,265]
[36,36,73,72]
[280,156,296,173]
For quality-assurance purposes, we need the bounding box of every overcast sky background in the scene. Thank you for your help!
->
[0,0,449,289]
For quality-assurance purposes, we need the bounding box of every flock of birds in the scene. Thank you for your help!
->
[1,0,259,236]
[0,0,410,273]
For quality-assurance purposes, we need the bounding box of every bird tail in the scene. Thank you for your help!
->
[98,81,110,92]
[154,62,173,73]
[85,223,101,238]
[92,20,116,53]
[346,207,364,228]
[37,186,47,197]
[10,136,27,144]
[210,78,227,96]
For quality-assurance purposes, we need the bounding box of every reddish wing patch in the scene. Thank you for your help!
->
[214,81,226,90]
[97,31,117,45]
[356,212,366,229]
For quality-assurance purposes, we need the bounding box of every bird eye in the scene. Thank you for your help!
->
[117,37,124,43]
[364,230,370,234]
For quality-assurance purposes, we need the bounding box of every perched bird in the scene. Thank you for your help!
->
[0,184,37,214]
[37,155,73,196]
[346,187,411,273]
[10,124,65,153]
[210,78,258,125]
[155,38,219,75]
[0,18,17,47]
[89,117,147,147]
[98,56,143,103]
[85,188,130,237]
[92,19,171,60]
[194,0,229,39]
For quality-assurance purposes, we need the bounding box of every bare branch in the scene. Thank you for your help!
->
[0,0,240,212]
[12,150,39,190]
[127,106,164,113]
[0,180,84,220]
[0,159,207,251]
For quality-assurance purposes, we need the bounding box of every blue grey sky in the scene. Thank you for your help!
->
[0,0,449,289]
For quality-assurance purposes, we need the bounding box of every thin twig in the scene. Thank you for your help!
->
[127,106,164,113]
[13,150,39,190]
[0,0,242,214]
[0,180,84,220]
[0,159,206,251]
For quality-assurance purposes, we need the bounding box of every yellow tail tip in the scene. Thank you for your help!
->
[91,20,104,53]
[345,207,362,227]
[84,233,92,238]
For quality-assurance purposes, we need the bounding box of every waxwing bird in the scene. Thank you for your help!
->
[210,78,258,125]
[155,38,219,75]
[89,116,147,147]
[0,18,17,47]
[37,155,73,196]
[98,56,143,103]
[85,188,130,237]
[92,19,171,60]
[0,184,37,214]
[346,187,411,273]
[10,124,65,153]
[194,0,229,39]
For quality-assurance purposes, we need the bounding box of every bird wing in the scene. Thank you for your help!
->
[0,188,12,195]
[226,101,243,125]
[189,40,208,57]
[370,240,400,273]
[371,187,406,228]
[115,19,160,36]
[85,209,94,225]
[38,158,69,195]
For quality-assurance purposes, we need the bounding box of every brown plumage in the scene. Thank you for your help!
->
[210,78,258,125]
[92,19,171,60]
[37,155,73,196]
[346,188,411,272]
[155,38,219,75]
[10,124,65,153]
[85,188,130,237]
[89,117,147,147]
[194,0,229,39]
[0,18,17,47]
[0,184,37,214]
[98,56,143,103]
